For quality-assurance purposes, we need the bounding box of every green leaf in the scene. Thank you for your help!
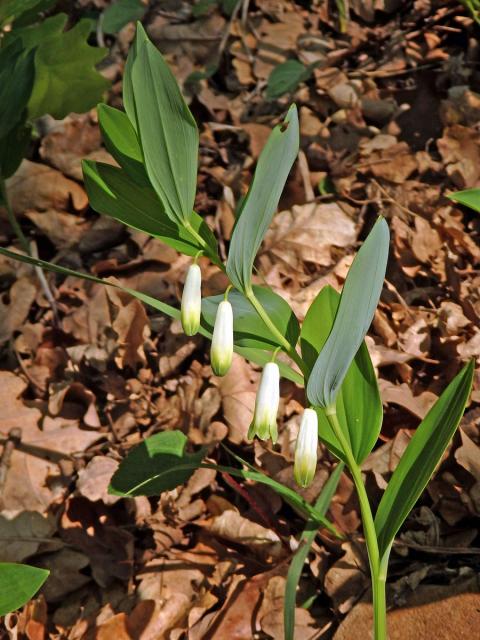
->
[11,0,57,28]
[202,285,300,350]
[128,23,199,225]
[284,463,344,640]
[374,360,474,557]
[0,39,35,139]
[97,104,148,186]
[301,286,382,463]
[109,431,205,496]
[0,121,32,179]
[102,0,146,34]
[0,563,49,616]
[27,17,110,120]
[122,21,147,129]
[226,104,299,292]
[83,160,209,257]
[307,217,389,410]
[448,188,480,213]
[266,60,311,100]
[0,0,39,24]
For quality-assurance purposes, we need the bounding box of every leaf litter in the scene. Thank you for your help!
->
[1,1,480,638]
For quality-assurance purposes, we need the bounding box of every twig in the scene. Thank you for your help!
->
[0,428,22,509]
[30,239,60,325]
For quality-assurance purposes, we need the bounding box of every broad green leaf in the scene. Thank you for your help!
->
[0,563,49,616]
[109,431,204,496]
[266,60,311,100]
[0,121,32,179]
[11,0,57,28]
[202,285,300,350]
[0,248,297,377]
[284,463,344,640]
[374,360,474,557]
[83,160,209,257]
[122,21,148,129]
[448,188,480,213]
[0,0,39,24]
[0,39,35,139]
[307,217,389,410]
[301,286,382,463]
[102,0,146,34]
[226,104,299,292]
[129,24,199,225]
[27,18,109,120]
[4,12,66,49]
[97,104,148,186]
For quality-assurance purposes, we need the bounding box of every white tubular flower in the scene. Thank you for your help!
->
[249,362,280,443]
[210,300,233,376]
[181,263,201,336]
[294,408,319,488]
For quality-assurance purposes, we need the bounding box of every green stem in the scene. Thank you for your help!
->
[325,410,387,640]
[0,175,30,254]
[245,287,306,377]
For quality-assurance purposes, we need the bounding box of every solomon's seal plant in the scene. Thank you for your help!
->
[0,24,474,638]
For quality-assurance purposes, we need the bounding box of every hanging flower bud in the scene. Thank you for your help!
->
[294,408,318,488]
[181,263,201,336]
[249,362,280,443]
[210,300,233,376]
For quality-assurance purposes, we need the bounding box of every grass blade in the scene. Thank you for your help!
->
[374,360,474,557]
[284,463,344,640]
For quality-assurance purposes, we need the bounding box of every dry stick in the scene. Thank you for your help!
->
[0,428,22,510]
[0,178,59,325]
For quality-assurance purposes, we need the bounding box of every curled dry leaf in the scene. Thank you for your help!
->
[4,160,88,215]
[207,509,283,561]
[77,456,120,505]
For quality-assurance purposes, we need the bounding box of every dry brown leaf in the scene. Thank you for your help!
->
[4,160,88,215]
[324,541,368,614]
[25,210,89,249]
[0,512,59,562]
[214,354,258,443]
[77,456,120,505]
[263,202,357,274]
[379,380,437,418]
[39,113,102,181]
[207,509,282,561]
[437,125,480,188]
[0,277,37,343]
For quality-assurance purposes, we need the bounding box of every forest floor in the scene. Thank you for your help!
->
[1,1,480,638]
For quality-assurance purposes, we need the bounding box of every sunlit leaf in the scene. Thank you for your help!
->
[226,104,299,292]
[0,563,49,616]
[448,188,480,213]
[26,16,109,119]
[374,360,474,557]
[128,23,199,225]
[307,217,389,411]
[301,286,382,463]
[109,431,204,496]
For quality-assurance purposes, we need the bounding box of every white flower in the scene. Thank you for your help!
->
[294,408,318,488]
[249,362,280,443]
[210,300,233,376]
[181,263,201,336]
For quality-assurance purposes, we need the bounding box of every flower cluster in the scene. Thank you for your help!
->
[181,262,319,486]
